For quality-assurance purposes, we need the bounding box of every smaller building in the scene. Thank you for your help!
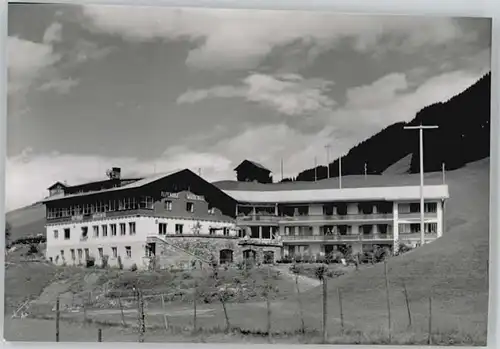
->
[234,160,273,184]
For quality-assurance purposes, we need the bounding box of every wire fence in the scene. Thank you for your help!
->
[14,261,485,344]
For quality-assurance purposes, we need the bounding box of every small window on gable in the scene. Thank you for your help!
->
[186,202,194,213]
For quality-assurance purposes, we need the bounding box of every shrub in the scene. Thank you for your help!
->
[27,244,39,256]
[130,263,138,272]
[101,255,109,269]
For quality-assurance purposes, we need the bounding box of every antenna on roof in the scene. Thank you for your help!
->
[153,163,156,175]
[198,168,202,177]
[314,157,317,182]
[280,158,284,181]
[442,162,446,184]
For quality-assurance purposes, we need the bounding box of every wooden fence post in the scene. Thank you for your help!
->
[403,282,412,327]
[322,277,328,343]
[193,283,198,332]
[137,289,145,343]
[118,292,127,327]
[428,296,433,345]
[266,266,272,343]
[384,261,392,343]
[55,296,60,342]
[294,273,306,334]
[161,294,169,332]
[337,288,344,331]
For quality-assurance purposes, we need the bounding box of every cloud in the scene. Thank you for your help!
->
[71,39,116,64]
[82,6,472,70]
[178,73,335,116]
[6,148,234,211]
[43,22,63,44]
[37,77,79,94]
[6,68,487,211]
[7,36,61,94]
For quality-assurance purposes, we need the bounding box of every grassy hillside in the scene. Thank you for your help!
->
[294,72,490,182]
[6,203,46,241]
[297,158,489,343]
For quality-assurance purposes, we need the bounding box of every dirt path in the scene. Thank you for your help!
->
[273,265,321,291]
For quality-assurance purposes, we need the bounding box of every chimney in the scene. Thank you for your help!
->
[111,167,121,179]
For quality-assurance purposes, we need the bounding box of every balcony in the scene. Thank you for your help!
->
[398,212,438,220]
[398,233,438,241]
[281,233,394,243]
[236,213,394,225]
[238,237,283,247]
[279,213,394,224]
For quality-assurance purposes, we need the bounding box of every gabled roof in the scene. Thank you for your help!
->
[47,181,67,190]
[42,169,182,203]
[234,159,271,173]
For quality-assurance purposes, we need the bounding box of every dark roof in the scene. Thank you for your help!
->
[234,160,271,173]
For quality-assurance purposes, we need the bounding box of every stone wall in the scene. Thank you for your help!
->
[154,237,282,269]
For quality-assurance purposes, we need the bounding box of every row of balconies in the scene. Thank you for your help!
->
[236,212,437,224]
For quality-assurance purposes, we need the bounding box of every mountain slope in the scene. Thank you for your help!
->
[295,72,491,181]
[298,159,489,342]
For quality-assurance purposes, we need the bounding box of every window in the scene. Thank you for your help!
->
[81,227,88,240]
[175,224,183,235]
[84,248,90,259]
[110,224,117,236]
[425,202,437,213]
[83,204,91,215]
[125,246,132,258]
[98,248,103,258]
[111,247,117,258]
[120,223,126,235]
[165,201,172,211]
[53,230,59,239]
[209,228,217,235]
[60,250,64,258]
[223,227,229,236]
[102,225,108,237]
[64,229,71,240]
[93,226,99,237]
[426,222,438,233]
[129,222,136,235]
[186,202,194,213]
[77,249,83,260]
[139,196,154,209]
[70,249,75,260]
[410,203,420,213]
[158,223,167,235]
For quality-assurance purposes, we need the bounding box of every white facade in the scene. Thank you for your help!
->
[45,215,236,269]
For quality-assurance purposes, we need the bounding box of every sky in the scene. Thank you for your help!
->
[6,3,491,211]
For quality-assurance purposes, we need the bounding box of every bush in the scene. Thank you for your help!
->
[130,263,138,272]
[27,244,39,256]
[101,255,109,269]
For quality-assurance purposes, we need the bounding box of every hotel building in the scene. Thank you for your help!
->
[43,167,449,269]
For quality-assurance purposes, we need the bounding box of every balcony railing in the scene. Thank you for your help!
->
[237,213,394,224]
[398,212,438,220]
[281,233,394,242]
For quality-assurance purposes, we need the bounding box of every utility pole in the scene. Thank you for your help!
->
[338,156,342,189]
[404,124,439,246]
[314,157,318,182]
[442,163,445,184]
[325,144,331,178]
[281,158,284,181]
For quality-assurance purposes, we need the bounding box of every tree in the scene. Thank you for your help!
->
[5,221,11,246]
